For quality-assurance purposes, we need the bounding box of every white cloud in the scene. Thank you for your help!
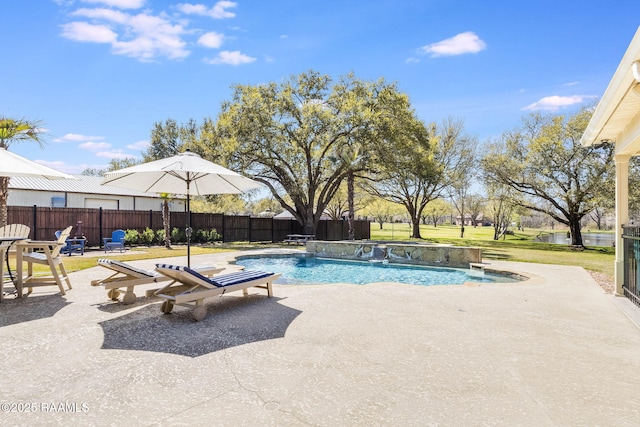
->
[405,57,420,64]
[59,1,244,62]
[81,0,146,9]
[198,31,224,48]
[420,31,486,57]
[79,141,111,151]
[206,50,255,65]
[126,140,149,150]
[522,95,594,111]
[177,1,237,19]
[73,7,129,23]
[96,150,137,159]
[62,9,190,60]
[53,133,105,142]
[563,81,579,87]
[61,21,118,43]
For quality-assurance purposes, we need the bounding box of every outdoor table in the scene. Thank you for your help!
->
[63,237,86,256]
[284,234,315,245]
[0,236,29,302]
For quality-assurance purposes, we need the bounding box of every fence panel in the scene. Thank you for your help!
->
[273,219,300,242]
[223,215,251,242]
[7,206,370,246]
[251,217,274,242]
[623,225,640,307]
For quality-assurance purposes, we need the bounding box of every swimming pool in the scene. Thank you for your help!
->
[235,255,518,286]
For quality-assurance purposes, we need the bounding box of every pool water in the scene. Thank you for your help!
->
[235,255,517,286]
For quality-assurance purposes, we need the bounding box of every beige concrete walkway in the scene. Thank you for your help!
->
[1,249,639,426]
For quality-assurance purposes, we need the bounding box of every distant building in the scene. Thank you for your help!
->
[455,213,487,226]
[8,175,186,211]
[273,210,331,220]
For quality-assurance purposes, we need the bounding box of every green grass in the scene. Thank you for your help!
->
[7,244,267,276]
[10,225,615,280]
[370,223,615,278]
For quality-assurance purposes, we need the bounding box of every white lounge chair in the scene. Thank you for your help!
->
[92,259,223,305]
[154,264,280,321]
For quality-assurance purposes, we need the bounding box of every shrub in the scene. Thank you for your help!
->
[206,228,222,242]
[171,227,186,243]
[156,229,166,245]
[140,227,155,245]
[192,229,206,243]
[124,229,140,245]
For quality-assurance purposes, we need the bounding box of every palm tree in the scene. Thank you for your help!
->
[338,145,364,240]
[160,193,172,248]
[0,117,44,227]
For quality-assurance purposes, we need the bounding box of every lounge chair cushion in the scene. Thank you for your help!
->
[98,258,155,278]
[155,264,274,287]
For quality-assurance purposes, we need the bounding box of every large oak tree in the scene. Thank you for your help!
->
[481,107,614,247]
[215,70,409,234]
[366,117,476,239]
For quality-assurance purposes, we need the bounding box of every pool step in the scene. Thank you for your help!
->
[469,263,485,277]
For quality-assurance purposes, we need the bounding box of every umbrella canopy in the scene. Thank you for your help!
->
[0,148,76,180]
[101,150,261,266]
[101,150,260,195]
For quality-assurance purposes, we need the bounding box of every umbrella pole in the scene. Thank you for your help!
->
[186,181,191,268]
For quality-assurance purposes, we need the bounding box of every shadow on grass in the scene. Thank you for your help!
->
[481,250,512,261]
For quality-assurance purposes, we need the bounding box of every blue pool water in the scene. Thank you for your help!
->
[235,255,517,286]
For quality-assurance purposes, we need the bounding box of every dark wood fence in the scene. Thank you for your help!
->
[7,206,370,247]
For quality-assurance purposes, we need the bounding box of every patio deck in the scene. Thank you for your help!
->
[0,249,639,425]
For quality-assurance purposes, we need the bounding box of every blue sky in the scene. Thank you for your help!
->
[2,0,638,174]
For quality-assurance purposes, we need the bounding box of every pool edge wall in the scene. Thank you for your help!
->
[306,241,481,269]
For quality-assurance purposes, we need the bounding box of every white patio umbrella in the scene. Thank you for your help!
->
[101,150,261,266]
[0,148,76,254]
[0,148,76,180]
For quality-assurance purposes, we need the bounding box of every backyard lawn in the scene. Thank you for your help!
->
[369,223,615,278]
[10,224,615,282]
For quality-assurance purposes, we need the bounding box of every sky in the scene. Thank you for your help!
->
[2,0,639,175]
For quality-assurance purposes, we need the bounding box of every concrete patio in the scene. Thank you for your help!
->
[1,249,639,426]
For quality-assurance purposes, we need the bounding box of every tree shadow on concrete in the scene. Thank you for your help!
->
[99,295,302,358]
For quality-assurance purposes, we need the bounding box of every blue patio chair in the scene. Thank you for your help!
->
[103,229,126,253]
[55,229,85,256]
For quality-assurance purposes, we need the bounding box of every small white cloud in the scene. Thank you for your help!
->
[73,7,129,23]
[177,1,237,19]
[420,31,486,57]
[61,21,118,43]
[563,81,579,87]
[405,57,420,64]
[81,0,146,9]
[198,31,224,48]
[53,133,104,142]
[79,141,111,151]
[126,140,149,150]
[206,50,256,65]
[522,95,594,111]
[96,150,137,159]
